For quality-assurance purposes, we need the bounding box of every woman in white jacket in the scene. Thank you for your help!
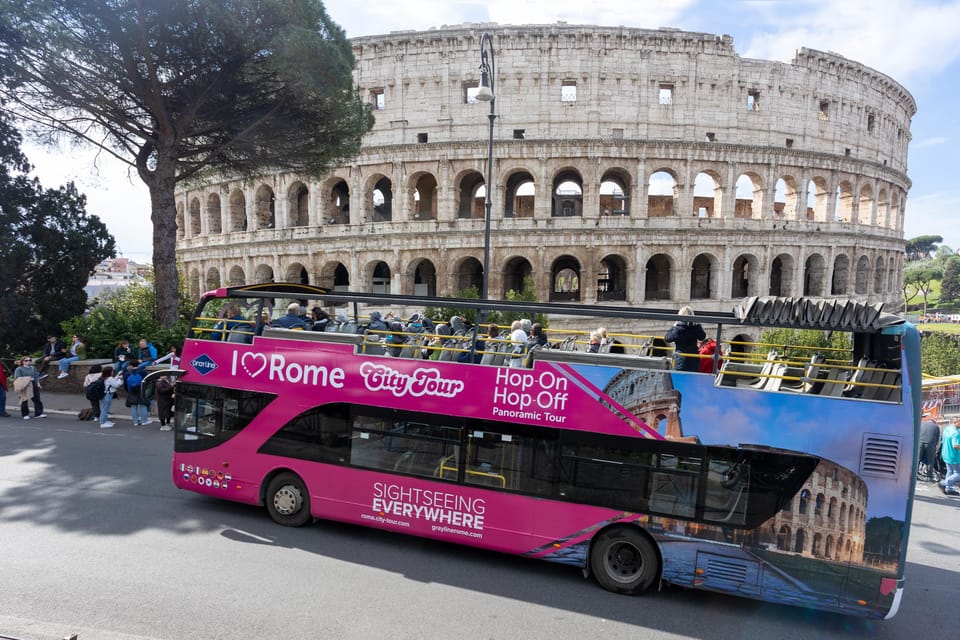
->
[98,366,124,428]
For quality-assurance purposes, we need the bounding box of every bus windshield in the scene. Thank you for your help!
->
[172,284,919,620]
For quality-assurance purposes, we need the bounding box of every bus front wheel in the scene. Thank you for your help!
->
[265,472,312,527]
[590,528,659,595]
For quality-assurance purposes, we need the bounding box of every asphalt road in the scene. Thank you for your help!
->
[0,411,957,640]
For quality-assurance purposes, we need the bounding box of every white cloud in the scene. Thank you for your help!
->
[741,0,960,85]
[324,0,696,38]
[913,136,949,148]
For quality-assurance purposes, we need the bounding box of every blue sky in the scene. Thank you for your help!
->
[21,0,960,261]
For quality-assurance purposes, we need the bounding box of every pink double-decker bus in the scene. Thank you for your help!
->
[170,284,921,619]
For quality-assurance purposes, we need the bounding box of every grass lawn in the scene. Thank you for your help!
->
[917,323,960,334]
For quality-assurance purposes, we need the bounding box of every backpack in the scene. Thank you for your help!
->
[126,371,143,391]
[77,408,96,421]
[85,378,106,401]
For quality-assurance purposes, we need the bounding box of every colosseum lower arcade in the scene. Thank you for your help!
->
[175,24,914,321]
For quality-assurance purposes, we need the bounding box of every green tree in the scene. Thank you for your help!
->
[424,278,547,331]
[905,235,943,262]
[0,0,373,328]
[939,255,960,305]
[759,328,851,362]
[864,516,904,564]
[920,332,960,376]
[0,112,115,357]
[61,282,193,359]
[902,261,942,315]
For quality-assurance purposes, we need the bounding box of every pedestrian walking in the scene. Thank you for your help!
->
[12,356,46,420]
[155,375,175,431]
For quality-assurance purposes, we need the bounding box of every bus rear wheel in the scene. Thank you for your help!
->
[590,528,659,595]
[265,472,312,527]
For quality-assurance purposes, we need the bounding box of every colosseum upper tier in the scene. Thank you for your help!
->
[176,23,916,316]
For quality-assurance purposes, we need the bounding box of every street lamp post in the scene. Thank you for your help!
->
[476,32,496,302]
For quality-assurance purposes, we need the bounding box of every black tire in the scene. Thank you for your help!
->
[590,527,659,594]
[265,472,312,527]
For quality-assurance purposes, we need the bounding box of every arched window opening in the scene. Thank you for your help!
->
[645,254,671,300]
[647,171,676,218]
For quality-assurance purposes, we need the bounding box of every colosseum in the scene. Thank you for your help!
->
[175,23,915,325]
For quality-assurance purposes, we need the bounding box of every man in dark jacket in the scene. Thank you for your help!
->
[918,416,941,482]
[664,306,706,372]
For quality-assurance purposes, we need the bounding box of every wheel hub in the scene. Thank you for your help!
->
[273,485,302,515]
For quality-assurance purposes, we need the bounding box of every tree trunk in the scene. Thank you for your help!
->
[145,162,180,328]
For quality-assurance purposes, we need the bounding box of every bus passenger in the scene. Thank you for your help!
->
[273,303,307,330]
[665,306,706,372]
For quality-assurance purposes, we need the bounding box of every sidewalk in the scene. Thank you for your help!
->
[3,390,137,422]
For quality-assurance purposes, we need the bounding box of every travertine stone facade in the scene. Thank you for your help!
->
[175,23,915,319]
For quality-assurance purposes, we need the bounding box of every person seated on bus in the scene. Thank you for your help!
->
[366,310,388,334]
[384,321,406,357]
[309,307,331,332]
[597,327,625,354]
[272,302,307,330]
[210,303,245,341]
[665,306,706,372]
[698,338,722,374]
[587,331,602,353]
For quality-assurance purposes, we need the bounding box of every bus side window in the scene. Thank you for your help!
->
[259,404,351,465]
[350,415,460,481]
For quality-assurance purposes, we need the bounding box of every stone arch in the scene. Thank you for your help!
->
[832,254,850,295]
[456,170,486,219]
[552,168,583,217]
[188,267,201,300]
[734,172,764,219]
[877,188,890,228]
[409,257,437,296]
[854,255,870,294]
[367,174,393,222]
[229,189,247,232]
[410,172,438,221]
[874,256,885,293]
[324,177,350,225]
[189,197,202,236]
[690,252,719,299]
[798,488,810,514]
[807,177,829,222]
[693,170,722,218]
[454,256,484,292]
[597,254,628,302]
[176,203,185,240]
[206,193,222,234]
[502,256,533,297]
[803,254,826,296]
[504,170,536,218]
[828,496,838,521]
[644,253,673,300]
[769,253,795,297]
[777,525,791,551]
[285,262,309,285]
[289,182,309,227]
[814,492,825,515]
[319,261,350,291]
[369,260,391,293]
[727,333,752,361]
[599,168,631,215]
[858,183,874,225]
[834,180,854,222]
[812,532,822,557]
[647,169,677,218]
[775,174,800,219]
[227,265,245,286]
[205,267,221,291]
[253,263,274,284]
[255,184,275,230]
[551,254,582,301]
[794,528,806,554]
[731,253,759,298]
